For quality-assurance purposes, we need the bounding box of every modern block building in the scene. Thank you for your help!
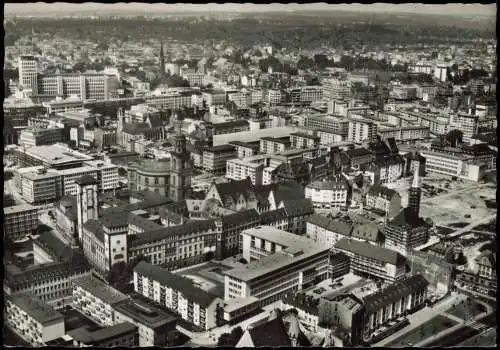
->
[305,176,349,209]
[202,144,237,175]
[3,204,39,241]
[133,261,224,330]
[67,322,138,347]
[347,118,378,144]
[19,126,65,148]
[226,158,265,186]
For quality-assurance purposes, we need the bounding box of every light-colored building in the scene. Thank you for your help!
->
[305,114,349,137]
[133,261,224,330]
[19,127,65,148]
[377,126,430,142]
[18,55,39,94]
[315,129,345,145]
[203,144,237,175]
[333,238,407,283]
[5,294,65,346]
[260,136,291,154]
[290,132,320,150]
[266,89,282,105]
[365,186,401,220]
[224,226,330,306]
[19,167,63,205]
[449,112,479,138]
[348,118,378,144]
[226,158,265,186]
[58,166,99,196]
[3,204,38,241]
[67,322,138,347]
[305,177,349,209]
[420,150,487,182]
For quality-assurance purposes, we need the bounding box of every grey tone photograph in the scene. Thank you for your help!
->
[3,2,497,347]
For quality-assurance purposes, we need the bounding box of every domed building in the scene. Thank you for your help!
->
[127,159,171,197]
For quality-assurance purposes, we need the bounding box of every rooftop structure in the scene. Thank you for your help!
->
[73,276,129,306]
[8,294,64,324]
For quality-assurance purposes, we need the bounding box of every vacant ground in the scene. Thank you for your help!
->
[458,328,497,347]
[445,299,486,320]
[386,315,459,347]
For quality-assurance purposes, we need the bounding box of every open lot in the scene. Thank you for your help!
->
[458,328,497,347]
[445,299,486,320]
[385,314,459,347]
[173,261,228,298]
[62,308,101,332]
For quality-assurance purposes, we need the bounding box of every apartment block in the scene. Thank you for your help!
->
[260,136,291,154]
[290,132,320,149]
[3,204,39,240]
[305,177,349,209]
[19,127,65,148]
[202,144,237,175]
[226,158,264,186]
[68,322,138,347]
[348,118,378,144]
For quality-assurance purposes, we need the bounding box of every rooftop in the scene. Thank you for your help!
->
[128,159,171,173]
[23,144,93,165]
[3,203,37,215]
[113,298,177,330]
[73,276,129,305]
[334,238,406,266]
[68,322,137,344]
[8,294,64,325]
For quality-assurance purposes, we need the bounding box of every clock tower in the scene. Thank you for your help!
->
[76,175,99,246]
[169,115,193,202]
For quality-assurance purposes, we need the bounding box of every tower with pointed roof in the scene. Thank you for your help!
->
[159,40,165,76]
[408,168,421,218]
[169,114,193,202]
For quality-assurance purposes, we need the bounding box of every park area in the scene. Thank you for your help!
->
[445,299,486,320]
[385,315,458,347]
[458,328,497,347]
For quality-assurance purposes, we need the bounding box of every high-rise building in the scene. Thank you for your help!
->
[18,55,38,94]
[76,176,99,246]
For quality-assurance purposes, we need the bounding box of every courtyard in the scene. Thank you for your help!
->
[444,299,486,320]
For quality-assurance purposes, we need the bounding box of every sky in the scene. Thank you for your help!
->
[4,3,497,16]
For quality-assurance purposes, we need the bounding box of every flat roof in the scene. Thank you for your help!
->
[22,168,61,180]
[224,296,260,313]
[58,166,99,175]
[9,294,64,325]
[24,144,93,165]
[3,203,37,215]
[73,276,129,305]
[113,298,177,329]
[224,226,329,282]
[227,158,265,168]
[213,126,296,146]
[68,322,137,344]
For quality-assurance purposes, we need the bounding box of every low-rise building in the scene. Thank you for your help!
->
[364,185,401,219]
[3,204,39,241]
[333,238,407,283]
[305,176,349,209]
[4,294,65,346]
[133,262,224,330]
[67,322,138,347]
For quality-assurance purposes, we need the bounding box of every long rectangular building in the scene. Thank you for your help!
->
[3,204,39,241]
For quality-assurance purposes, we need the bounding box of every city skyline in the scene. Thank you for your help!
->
[4,2,497,16]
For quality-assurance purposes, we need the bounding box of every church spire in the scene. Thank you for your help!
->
[160,40,165,76]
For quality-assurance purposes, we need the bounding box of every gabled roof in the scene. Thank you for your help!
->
[335,238,406,266]
[308,214,353,237]
[214,178,256,207]
[134,262,219,308]
[351,223,381,243]
[281,199,314,217]
[260,208,288,225]
[247,317,291,347]
[220,209,260,227]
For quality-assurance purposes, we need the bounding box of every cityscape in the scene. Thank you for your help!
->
[2,2,497,348]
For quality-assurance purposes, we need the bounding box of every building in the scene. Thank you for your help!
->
[341,148,373,171]
[291,86,323,103]
[377,126,430,142]
[13,143,93,170]
[322,78,351,100]
[67,322,138,347]
[18,55,39,94]
[3,204,39,241]
[333,238,407,283]
[408,250,454,296]
[145,90,193,110]
[449,112,479,138]
[456,250,496,298]
[210,120,250,135]
[133,261,224,330]
[305,115,349,137]
[4,294,65,346]
[19,126,64,148]
[315,129,345,145]
[228,140,261,159]
[305,176,349,209]
[226,158,264,186]
[290,132,320,150]
[128,159,171,197]
[72,275,129,327]
[93,127,117,151]
[202,144,237,175]
[204,178,258,212]
[420,149,486,182]
[260,136,291,154]
[41,98,85,114]
[361,275,429,343]
[348,118,378,144]
[365,185,401,219]
[113,298,177,347]
[202,90,226,106]
[183,72,205,87]
[224,226,330,306]
[19,167,63,205]
[266,89,282,105]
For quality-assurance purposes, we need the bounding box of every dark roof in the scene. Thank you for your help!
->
[308,214,353,237]
[128,214,163,231]
[8,294,64,325]
[344,148,372,159]
[112,298,177,330]
[281,199,314,217]
[74,175,98,186]
[220,209,260,227]
[385,137,399,154]
[134,262,219,308]
[260,208,288,225]
[205,144,236,153]
[334,238,406,266]
[373,154,405,166]
[261,136,291,145]
[68,322,138,345]
[122,122,149,135]
[147,114,166,128]
[364,275,429,314]
[389,208,429,229]
[367,185,399,200]
[213,178,256,207]
[351,223,381,243]
[84,219,106,242]
[34,231,74,262]
[213,119,249,129]
[272,181,305,204]
[247,317,291,347]
[56,195,78,220]
[73,276,129,305]
[130,219,216,246]
[101,212,130,229]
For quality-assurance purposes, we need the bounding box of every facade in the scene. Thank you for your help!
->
[266,89,282,105]
[134,262,224,330]
[305,177,349,209]
[333,238,407,283]
[19,127,64,148]
[18,55,39,93]
[377,126,430,142]
[420,149,486,182]
[224,226,330,306]
[260,136,291,154]
[228,141,261,159]
[68,322,138,347]
[128,159,171,197]
[305,115,349,137]
[290,132,320,149]
[365,185,401,219]
[449,113,479,138]
[202,144,237,175]
[315,129,345,145]
[348,118,378,144]
[4,294,65,346]
[19,168,63,205]
[226,158,264,186]
[202,90,226,106]
[3,204,39,241]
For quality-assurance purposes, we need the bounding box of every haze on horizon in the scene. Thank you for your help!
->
[4,2,497,17]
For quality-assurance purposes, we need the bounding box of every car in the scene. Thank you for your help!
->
[470,205,476,209]
[464,214,471,218]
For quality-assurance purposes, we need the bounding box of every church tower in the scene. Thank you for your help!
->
[169,115,193,202]
[76,176,99,246]
[408,168,421,218]
[159,40,165,76]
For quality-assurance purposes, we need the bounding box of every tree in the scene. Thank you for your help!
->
[446,129,464,147]
[217,326,243,346]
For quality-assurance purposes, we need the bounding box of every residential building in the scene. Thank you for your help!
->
[3,204,39,241]
[377,126,430,142]
[456,250,496,298]
[4,294,65,346]
[210,120,250,135]
[267,89,282,105]
[226,158,265,186]
[290,132,320,149]
[420,149,487,181]
[202,90,226,106]
[145,90,193,110]
[182,73,205,87]
[225,226,330,306]
[228,140,261,159]
[305,114,349,137]
[322,78,351,100]
[113,298,177,347]
[260,136,291,154]
[134,262,224,330]
[203,144,237,175]
[365,185,401,219]
[408,250,454,296]
[333,238,407,283]
[18,55,39,94]
[19,126,65,148]
[315,129,345,145]
[68,322,138,347]
[291,86,323,103]
[204,177,258,212]
[449,112,479,138]
[72,275,129,327]
[305,176,349,209]
[348,118,378,144]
